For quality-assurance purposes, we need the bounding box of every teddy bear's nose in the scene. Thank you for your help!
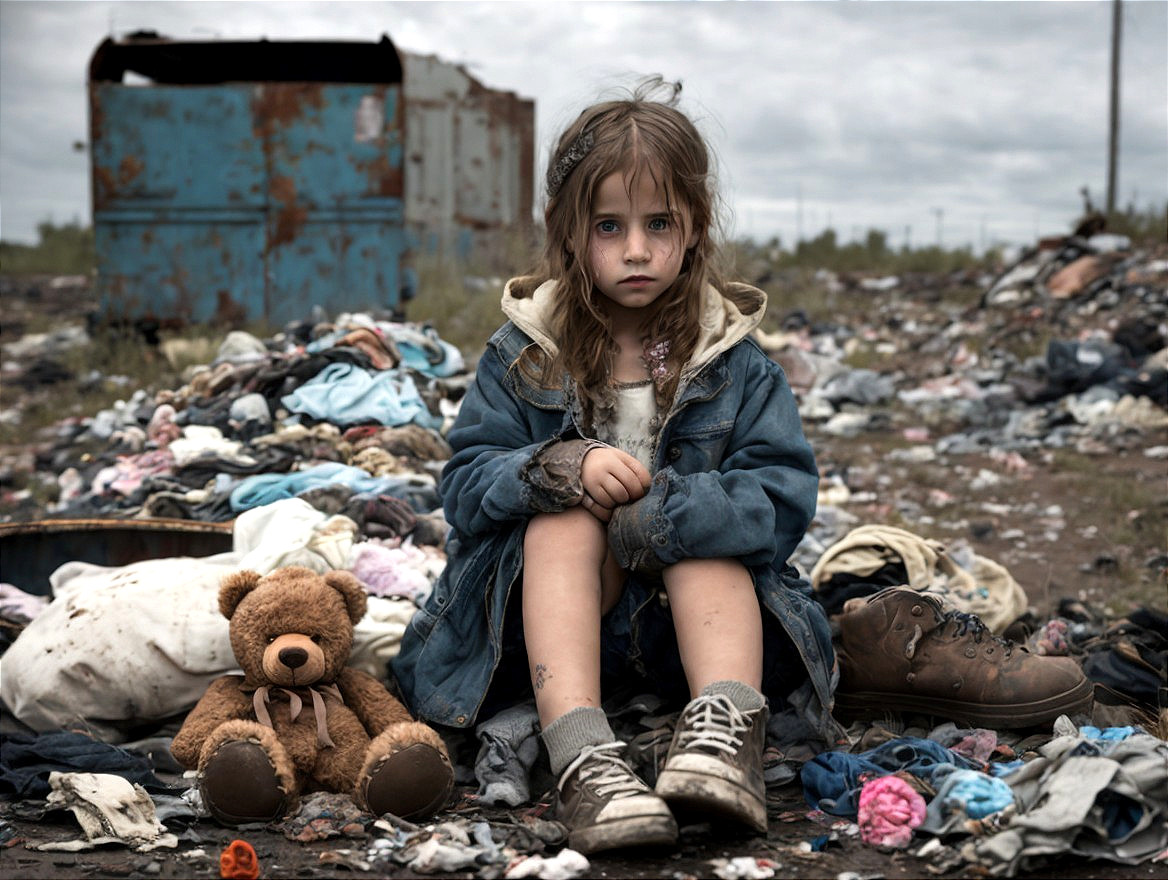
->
[279,647,309,669]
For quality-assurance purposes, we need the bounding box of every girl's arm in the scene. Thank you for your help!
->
[439,342,585,536]
[608,349,817,573]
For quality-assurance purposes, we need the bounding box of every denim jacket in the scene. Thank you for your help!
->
[392,280,839,740]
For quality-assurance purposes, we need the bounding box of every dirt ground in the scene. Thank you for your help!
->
[4,776,1165,880]
[1,269,1166,879]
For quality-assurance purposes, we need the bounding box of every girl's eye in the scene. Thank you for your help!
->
[648,217,670,232]
[596,219,619,234]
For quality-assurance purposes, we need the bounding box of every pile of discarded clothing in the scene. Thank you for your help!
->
[13,315,468,530]
[803,715,1168,876]
[1,239,1166,877]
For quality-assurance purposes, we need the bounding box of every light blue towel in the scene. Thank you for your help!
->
[281,363,440,429]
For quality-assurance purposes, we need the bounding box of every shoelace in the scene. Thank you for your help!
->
[559,742,649,800]
[673,694,748,755]
[901,601,1016,660]
[943,609,1015,657]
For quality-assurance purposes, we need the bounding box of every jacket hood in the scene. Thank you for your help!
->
[500,278,767,376]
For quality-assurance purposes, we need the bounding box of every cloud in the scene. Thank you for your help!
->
[0,0,1164,250]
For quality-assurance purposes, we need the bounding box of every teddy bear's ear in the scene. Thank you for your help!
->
[219,570,263,618]
[324,570,368,625]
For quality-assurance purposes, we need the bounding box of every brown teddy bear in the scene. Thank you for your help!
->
[170,566,453,825]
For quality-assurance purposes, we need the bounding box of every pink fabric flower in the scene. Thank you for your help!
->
[857,775,927,849]
[641,339,673,386]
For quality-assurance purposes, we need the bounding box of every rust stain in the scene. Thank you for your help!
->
[268,173,307,248]
[271,205,308,248]
[139,99,174,119]
[355,154,403,197]
[118,155,145,187]
[252,83,325,136]
[214,290,248,327]
[93,165,117,206]
[270,174,296,205]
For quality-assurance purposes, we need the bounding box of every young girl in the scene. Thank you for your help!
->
[392,80,838,854]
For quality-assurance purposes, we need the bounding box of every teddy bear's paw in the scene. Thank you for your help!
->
[358,727,454,820]
[201,739,294,826]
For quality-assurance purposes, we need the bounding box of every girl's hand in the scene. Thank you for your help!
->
[580,447,651,522]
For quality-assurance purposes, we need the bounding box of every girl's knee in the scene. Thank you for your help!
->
[664,557,752,590]
[525,507,607,554]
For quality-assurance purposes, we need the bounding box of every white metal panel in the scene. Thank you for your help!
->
[401,51,533,253]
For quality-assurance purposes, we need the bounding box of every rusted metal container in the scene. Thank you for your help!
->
[401,53,535,260]
[0,518,235,596]
[88,34,409,327]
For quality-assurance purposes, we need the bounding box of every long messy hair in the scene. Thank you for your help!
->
[513,78,724,428]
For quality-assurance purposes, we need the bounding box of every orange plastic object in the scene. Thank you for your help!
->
[220,839,260,880]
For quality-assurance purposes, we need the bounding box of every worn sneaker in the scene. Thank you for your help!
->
[835,587,1094,728]
[555,742,678,854]
[654,694,768,832]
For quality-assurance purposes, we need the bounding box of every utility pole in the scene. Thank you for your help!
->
[931,207,943,248]
[796,183,804,245]
[1106,0,1122,216]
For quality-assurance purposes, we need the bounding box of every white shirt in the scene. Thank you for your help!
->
[595,379,660,472]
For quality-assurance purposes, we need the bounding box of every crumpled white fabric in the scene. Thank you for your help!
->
[349,595,416,680]
[504,849,590,879]
[1,498,419,738]
[167,424,257,468]
[33,772,178,852]
[709,856,779,880]
[234,497,358,573]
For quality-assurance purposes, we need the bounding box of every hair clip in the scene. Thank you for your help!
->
[546,129,595,198]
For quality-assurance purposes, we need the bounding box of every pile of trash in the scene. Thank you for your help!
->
[761,235,1168,583]
[1,230,1166,878]
[762,232,1167,453]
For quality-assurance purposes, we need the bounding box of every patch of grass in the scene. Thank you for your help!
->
[0,324,228,447]
[0,222,95,275]
[405,253,506,364]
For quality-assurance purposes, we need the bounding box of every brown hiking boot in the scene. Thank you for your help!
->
[555,742,677,854]
[835,587,1093,728]
[655,694,768,832]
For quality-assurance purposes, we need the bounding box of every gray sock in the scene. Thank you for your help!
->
[700,680,765,713]
[541,706,616,776]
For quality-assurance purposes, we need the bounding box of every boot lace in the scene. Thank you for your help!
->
[942,609,1015,657]
[559,742,649,800]
[673,694,748,755]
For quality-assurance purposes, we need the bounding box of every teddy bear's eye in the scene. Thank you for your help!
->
[310,634,322,644]
[266,635,277,643]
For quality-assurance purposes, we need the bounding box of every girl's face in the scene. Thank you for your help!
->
[586,167,698,323]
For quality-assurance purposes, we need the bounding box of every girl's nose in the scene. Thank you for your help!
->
[624,230,650,263]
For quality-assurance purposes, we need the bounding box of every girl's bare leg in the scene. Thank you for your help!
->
[655,557,768,833]
[522,507,625,728]
[661,557,763,695]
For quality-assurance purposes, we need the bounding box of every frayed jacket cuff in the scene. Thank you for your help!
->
[608,470,676,575]
[519,438,609,513]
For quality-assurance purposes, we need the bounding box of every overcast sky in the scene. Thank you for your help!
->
[1,0,1165,252]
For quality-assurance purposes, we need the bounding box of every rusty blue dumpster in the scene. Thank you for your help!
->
[88,34,408,327]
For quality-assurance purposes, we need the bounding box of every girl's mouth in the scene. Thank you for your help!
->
[622,275,653,286]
